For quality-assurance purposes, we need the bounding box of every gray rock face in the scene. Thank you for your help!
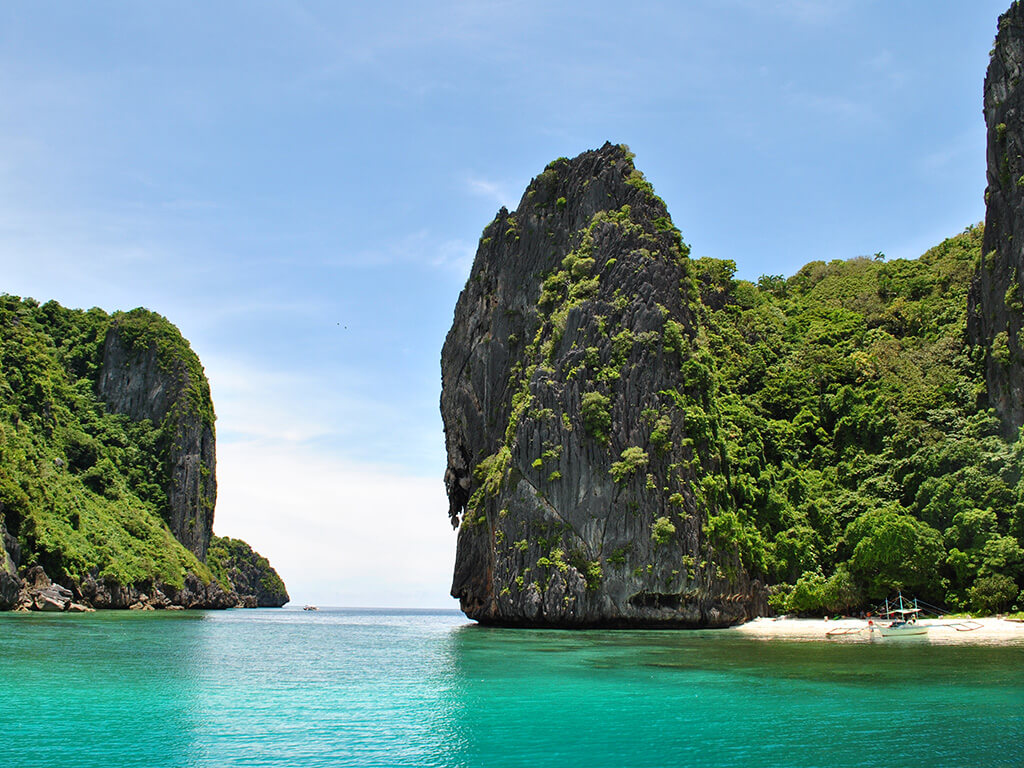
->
[79,570,235,609]
[969,2,1024,438]
[441,143,765,627]
[14,565,238,611]
[1,511,22,610]
[0,573,18,610]
[97,311,216,558]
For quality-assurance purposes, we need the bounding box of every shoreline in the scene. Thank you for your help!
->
[5,607,1024,645]
[730,616,1024,644]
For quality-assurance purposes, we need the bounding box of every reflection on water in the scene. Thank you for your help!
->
[439,623,1024,768]
[2,609,1022,768]
[183,608,468,767]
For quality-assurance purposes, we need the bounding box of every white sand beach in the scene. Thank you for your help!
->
[730,616,1024,644]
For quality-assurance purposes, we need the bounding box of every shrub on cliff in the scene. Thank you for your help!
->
[609,447,649,484]
[581,391,611,442]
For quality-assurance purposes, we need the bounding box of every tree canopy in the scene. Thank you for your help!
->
[686,225,1024,614]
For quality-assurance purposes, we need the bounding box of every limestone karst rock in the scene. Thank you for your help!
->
[441,143,766,627]
[969,1,1024,438]
[97,310,216,558]
[0,512,20,609]
[206,536,290,607]
[0,297,287,610]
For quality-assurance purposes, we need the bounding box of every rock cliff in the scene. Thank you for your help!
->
[207,536,290,607]
[441,144,766,627]
[0,296,287,611]
[1,509,20,609]
[97,309,216,559]
[969,1,1024,438]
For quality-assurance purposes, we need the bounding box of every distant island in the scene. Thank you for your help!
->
[439,4,1024,627]
[0,300,287,611]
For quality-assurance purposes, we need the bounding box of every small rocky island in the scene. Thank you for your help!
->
[442,144,767,627]
[0,299,288,611]
[441,4,1024,628]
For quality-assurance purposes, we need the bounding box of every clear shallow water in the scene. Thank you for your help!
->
[1,609,1022,767]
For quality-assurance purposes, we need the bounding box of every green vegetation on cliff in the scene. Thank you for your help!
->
[207,536,290,607]
[0,295,210,589]
[0,295,286,607]
[444,143,1024,626]
[109,308,216,433]
[690,225,1024,614]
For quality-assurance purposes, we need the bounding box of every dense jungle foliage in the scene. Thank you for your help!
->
[0,295,211,589]
[690,224,1024,614]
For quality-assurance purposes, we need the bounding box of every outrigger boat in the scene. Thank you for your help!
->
[825,593,984,639]
[870,592,929,637]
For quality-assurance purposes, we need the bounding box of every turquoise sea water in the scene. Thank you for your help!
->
[1,609,1022,767]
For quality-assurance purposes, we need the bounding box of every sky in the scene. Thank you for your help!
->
[0,1,1011,607]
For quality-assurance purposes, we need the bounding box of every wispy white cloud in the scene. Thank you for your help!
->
[204,358,338,444]
[431,239,476,274]
[0,196,333,342]
[0,205,176,306]
[189,297,332,327]
[327,229,476,275]
[864,50,911,90]
[279,0,528,101]
[727,0,851,25]
[919,129,986,176]
[214,438,455,608]
[466,175,514,208]
[783,83,880,127]
[204,354,402,446]
[157,198,225,212]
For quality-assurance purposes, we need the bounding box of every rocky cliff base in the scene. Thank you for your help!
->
[10,564,240,612]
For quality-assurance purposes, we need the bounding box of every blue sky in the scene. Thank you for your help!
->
[0,1,1010,606]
